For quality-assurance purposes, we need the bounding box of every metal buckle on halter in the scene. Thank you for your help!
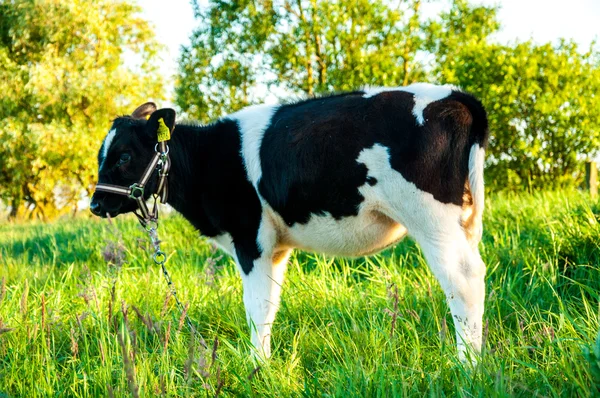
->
[128,183,145,199]
[155,143,170,161]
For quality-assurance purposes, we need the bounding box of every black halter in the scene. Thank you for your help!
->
[95,139,171,225]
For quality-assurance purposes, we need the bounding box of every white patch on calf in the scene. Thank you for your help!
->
[468,143,485,218]
[230,104,279,188]
[363,83,455,126]
[362,86,400,99]
[286,208,407,257]
[99,128,117,169]
[401,83,454,125]
[210,233,235,256]
[465,143,486,248]
[354,143,463,241]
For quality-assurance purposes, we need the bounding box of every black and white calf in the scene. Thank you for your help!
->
[90,83,489,361]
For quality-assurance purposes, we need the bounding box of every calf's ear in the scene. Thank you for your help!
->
[131,102,157,120]
[145,108,176,142]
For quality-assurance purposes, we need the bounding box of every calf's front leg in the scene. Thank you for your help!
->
[235,241,291,359]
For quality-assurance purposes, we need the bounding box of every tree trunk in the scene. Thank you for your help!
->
[8,198,20,219]
[402,0,421,86]
[297,0,314,96]
[310,0,326,91]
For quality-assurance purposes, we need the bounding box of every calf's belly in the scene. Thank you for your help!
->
[286,211,408,257]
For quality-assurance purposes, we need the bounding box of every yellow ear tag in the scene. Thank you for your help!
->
[156,117,171,142]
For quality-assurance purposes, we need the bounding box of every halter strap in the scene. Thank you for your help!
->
[94,138,171,225]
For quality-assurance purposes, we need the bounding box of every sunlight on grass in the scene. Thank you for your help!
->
[0,190,599,396]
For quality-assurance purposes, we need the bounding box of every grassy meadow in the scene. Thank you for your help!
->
[1,190,599,397]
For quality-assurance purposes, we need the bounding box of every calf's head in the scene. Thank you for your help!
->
[90,102,176,218]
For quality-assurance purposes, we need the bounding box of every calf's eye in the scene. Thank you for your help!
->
[119,153,131,164]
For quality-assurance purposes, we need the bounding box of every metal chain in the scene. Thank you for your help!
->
[101,140,208,348]
[143,215,208,349]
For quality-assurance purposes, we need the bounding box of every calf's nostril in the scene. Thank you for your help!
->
[90,201,101,215]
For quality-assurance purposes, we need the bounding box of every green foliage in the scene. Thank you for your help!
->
[425,0,500,58]
[0,190,599,395]
[177,0,600,191]
[584,330,600,395]
[176,0,429,122]
[433,33,600,190]
[0,0,164,219]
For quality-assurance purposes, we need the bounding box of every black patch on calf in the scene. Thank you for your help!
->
[235,239,261,274]
[165,119,263,274]
[258,92,370,226]
[257,89,489,224]
[385,92,488,206]
[94,117,263,275]
[446,91,489,148]
[366,176,377,186]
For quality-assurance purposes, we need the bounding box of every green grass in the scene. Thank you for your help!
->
[1,190,599,397]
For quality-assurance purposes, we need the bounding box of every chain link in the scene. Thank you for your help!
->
[144,221,207,349]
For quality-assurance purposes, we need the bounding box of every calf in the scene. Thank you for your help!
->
[90,83,489,361]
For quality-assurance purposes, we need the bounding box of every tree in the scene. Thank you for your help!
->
[179,0,600,190]
[429,3,600,189]
[0,0,164,219]
[425,0,500,68]
[176,0,429,122]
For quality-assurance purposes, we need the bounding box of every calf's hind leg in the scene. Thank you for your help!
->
[355,143,486,360]
[415,229,486,361]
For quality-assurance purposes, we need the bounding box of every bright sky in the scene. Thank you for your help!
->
[138,0,600,108]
